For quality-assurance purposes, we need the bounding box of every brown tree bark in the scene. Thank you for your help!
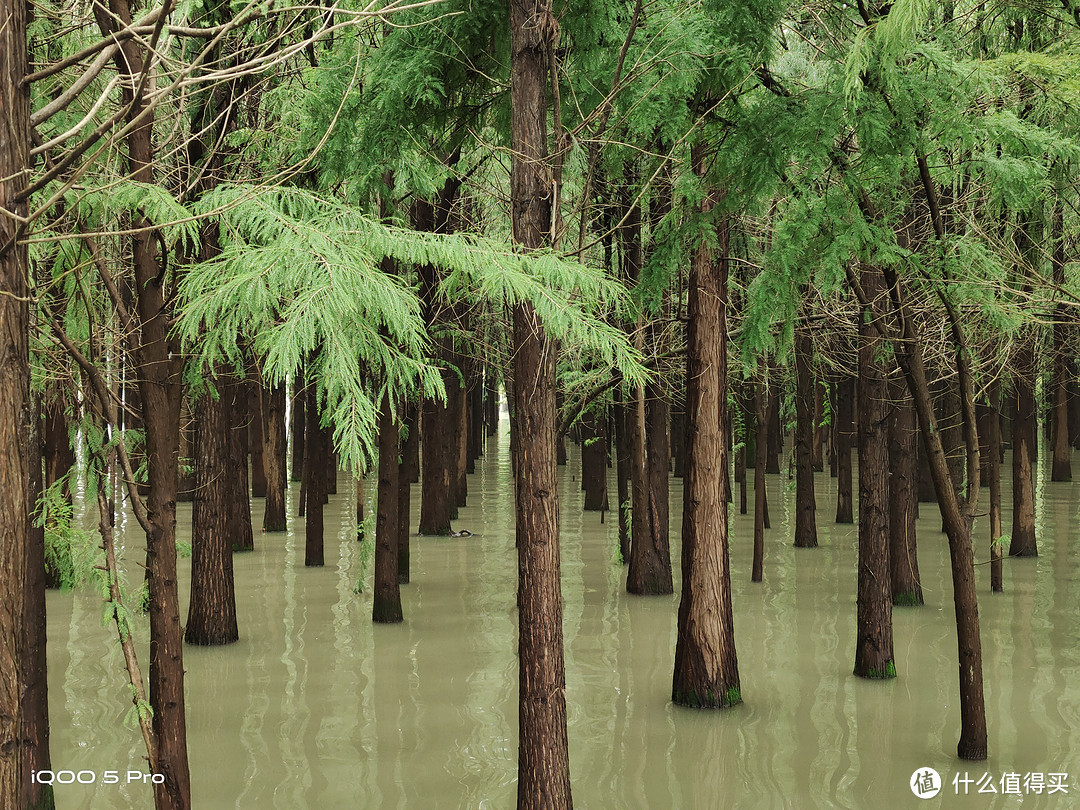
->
[24,398,53,810]
[765,385,781,474]
[91,0,192,800]
[1050,192,1071,482]
[230,380,254,552]
[672,163,740,709]
[373,396,402,623]
[888,380,922,606]
[1010,335,1038,557]
[977,387,1004,593]
[290,370,305,484]
[42,388,74,588]
[262,382,288,532]
[793,326,817,548]
[509,0,572,802]
[249,376,267,498]
[186,374,239,645]
[613,393,631,563]
[752,382,768,583]
[304,375,325,567]
[854,264,895,679]
[581,409,608,511]
[2,0,32,798]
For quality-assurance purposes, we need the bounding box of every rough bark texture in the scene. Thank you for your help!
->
[24,399,53,810]
[581,410,608,511]
[419,396,455,533]
[186,377,240,646]
[626,383,673,595]
[262,382,287,531]
[373,397,402,623]
[230,380,254,552]
[854,264,895,680]
[672,176,740,710]
[509,1,572,803]
[888,382,922,606]
[1,0,31,798]
[793,327,817,548]
[834,375,854,523]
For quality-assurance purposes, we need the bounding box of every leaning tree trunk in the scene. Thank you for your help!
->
[509,0,572,803]
[793,324,817,548]
[186,373,239,646]
[672,163,740,709]
[853,264,894,679]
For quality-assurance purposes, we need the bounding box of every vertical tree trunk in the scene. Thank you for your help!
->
[765,385,781,474]
[1050,190,1071,482]
[835,375,854,523]
[186,374,240,645]
[627,380,673,595]
[42,389,74,587]
[811,380,825,472]
[854,264,895,679]
[672,163,740,709]
[509,1,572,802]
[249,376,267,498]
[985,382,1004,593]
[23,398,53,810]
[1010,337,1038,557]
[176,399,195,503]
[793,326,817,548]
[373,396,402,623]
[290,370,305,483]
[304,376,325,567]
[419,396,455,533]
[752,382,768,583]
[92,0,192,799]
[262,382,287,531]
[613,393,631,563]
[230,380,255,552]
[398,402,418,584]
[581,410,608,511]
[888,380,922,606]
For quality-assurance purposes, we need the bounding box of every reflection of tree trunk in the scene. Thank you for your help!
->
[889,380,922,606]
[1010,333,1038,557]
[187,372,240,645]
[262,382,288,531]
[835,375,854,523]
[793,327,817,548]
[854,264,894,679]
[373,395,402,623]
[672,175,740,709]
[508,0,572,801]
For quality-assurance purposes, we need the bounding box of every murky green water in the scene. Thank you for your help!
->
[46,427,1080,808]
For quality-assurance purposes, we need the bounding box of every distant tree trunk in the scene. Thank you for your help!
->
[186,374,240,646]
[671,402,686,478]
[854,264,894,679]
[1050,190,1071,482]
[752,382,768,583]
[793,326,817,548]
[627,380,673,595]
[811,381,825,472]
[765,384,781,474]
[373,396,402,623]
[509,0,572,801]
[398,403,418,582]
[581,409,607,511]
[42,389,74,588]
[672,162,740,709]
[176,400,195,503]
[23,397,53,810]
[889,380,922,606]
[613,393,631,563]
[419,396,454,534]
[485,372,499,437]
[230,380,254,552]
[468,373,483,472]
[262,382,287,532]
[304,376,325,567]
[986,383,1004,592]
[734,381,750,515]
[249,376,267,498]
[835,375,854,523]
[291,369,305,483]
[1010,334,1038,557]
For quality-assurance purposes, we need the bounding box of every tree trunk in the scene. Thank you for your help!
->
[888,380,922,606]
[290,370,305,483]
[854,264,895,680]
[186,374,240,645]
[509,0,572,802]
[419,396,455,534]
[752,382,768,583]
[398,402,418,584]
[765,384,781,474]
[249,376,267,498]
[176,399,195,503]
[42,389,74,588]
[793,327,817,548]
[230,380,254,552]
[811,379,825,472]
[672,168,740,709]
[92,0,193,798]
[23,398,53,810]
[986,383,1004,593]
[835,375,854,523]
[581,409,608,511]
[1010,336,1038,557]
[1050,192,1071,481]
[262,382,287,532]
[304,375,325,567]
[627,380,673,595]
[613,393,631,563]
[373,396,402,623]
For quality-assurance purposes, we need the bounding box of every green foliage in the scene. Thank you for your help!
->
[37,476,98,590]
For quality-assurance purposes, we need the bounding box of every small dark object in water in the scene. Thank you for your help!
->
[450,530,473,538]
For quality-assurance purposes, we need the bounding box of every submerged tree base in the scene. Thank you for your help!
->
[855,660,897,680]
[672,686,742,709]
[372,596,403,624]
[893,591,924,607]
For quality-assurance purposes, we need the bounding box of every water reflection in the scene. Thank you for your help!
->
[46,436,1080,808]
